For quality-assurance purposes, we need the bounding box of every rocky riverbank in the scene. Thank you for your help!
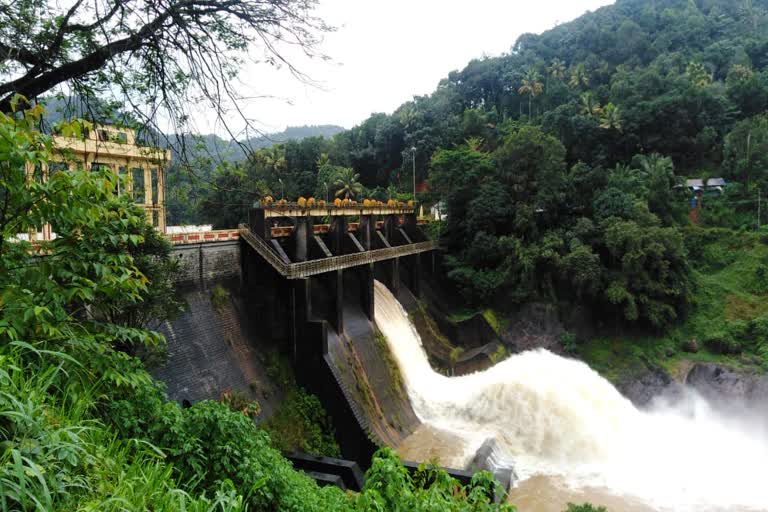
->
[617,358,768,412]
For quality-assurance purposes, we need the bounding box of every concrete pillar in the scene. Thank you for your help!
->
[249,208,270,239]
[386,258,400,293]
[157,163,166,232]
[331,216,347,255]
[110,163,118,194]
[41,162,51,241]
[383,214,399,245]
[143,163,152,207]
[330,270,344,334]
[126,160,134,197]
[358,215,375,250]
[25,162,36,242]
[142,163,153,226]
[291,215,313,262]
[403,211,420,240]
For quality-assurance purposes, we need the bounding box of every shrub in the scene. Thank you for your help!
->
[752,265,768,294]
[265,389,341,457]
[558,331,578,354]
[210,284,229,310]
[489,344,507,364]
[221,389,261,419]
[565,504,608,512]
[702,329,743,355]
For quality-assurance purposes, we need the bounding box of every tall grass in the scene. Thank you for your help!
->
[0,343,246,512]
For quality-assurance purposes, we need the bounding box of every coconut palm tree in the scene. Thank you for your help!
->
[261,146,287,174]
[465,136,485,152]
[579,92,603,118]
[599,102,623,131]
[569,63,590,89]
[518,68,544,117]
[548,58,567,81]
[332,167,363,199]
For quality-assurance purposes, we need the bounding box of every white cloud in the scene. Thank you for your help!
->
[194,0,615,136]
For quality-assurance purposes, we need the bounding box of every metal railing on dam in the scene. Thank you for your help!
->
[238,227,437,279]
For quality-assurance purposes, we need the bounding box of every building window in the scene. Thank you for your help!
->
[117,166,128,195]
[132,168,145,203]
[151,168,158,205]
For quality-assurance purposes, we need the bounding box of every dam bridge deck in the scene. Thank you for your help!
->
[239,227,436,279]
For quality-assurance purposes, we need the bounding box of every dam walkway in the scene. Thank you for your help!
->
[239,226,437,279]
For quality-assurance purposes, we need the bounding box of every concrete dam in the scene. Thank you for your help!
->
[152,203,500,478]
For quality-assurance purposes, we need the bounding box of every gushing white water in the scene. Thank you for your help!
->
[373,281,768,512]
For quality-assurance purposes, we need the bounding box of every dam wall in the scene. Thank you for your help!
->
[172,240,241,288]
[160,236,467,473]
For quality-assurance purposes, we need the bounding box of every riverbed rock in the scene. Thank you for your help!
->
[616,362,684,408]
[685,363,768,411]
[466,438,516,492]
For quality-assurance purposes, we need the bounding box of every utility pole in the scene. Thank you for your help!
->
[759,188,762,232]
[411,146,417,204]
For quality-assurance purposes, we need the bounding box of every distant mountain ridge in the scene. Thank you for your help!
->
[37,95,343,162]
[171,125,345,163]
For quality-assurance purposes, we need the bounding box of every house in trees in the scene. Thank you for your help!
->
[28,125,171,241]
[684,178,727,194]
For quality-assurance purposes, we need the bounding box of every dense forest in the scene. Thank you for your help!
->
[176,0,768,331]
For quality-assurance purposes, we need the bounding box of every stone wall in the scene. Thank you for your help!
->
[172,240,240,288]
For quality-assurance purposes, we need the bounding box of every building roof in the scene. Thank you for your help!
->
[686,178,726,188]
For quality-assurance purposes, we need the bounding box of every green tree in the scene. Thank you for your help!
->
[634,153,683,225]
[199,162,270,228]
[686,61,713,88]
[723,114,768,189]
[599,102,622,131]
[0,105,158,350]
[518,68,544,117]
[569,64,590,89]
[332,167,363,199]
[0,0,330,135]
[548,58,567,81]
[493,125,567,229]
[580,92,603,118]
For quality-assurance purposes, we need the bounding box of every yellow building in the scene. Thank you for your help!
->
[49,125,171,236]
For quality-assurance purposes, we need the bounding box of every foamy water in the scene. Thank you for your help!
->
[373,281,768,512]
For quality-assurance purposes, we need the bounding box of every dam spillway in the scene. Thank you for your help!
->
[373,280,768,512]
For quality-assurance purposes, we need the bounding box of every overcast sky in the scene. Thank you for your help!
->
[190,0,615,137]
